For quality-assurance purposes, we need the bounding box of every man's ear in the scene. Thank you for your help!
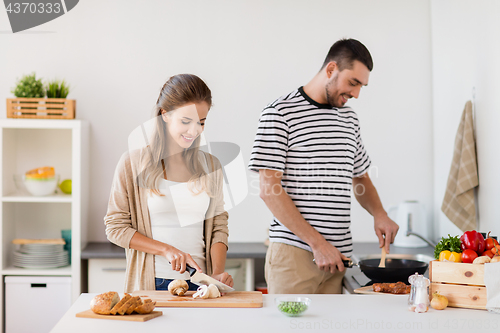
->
[325,61,338,78]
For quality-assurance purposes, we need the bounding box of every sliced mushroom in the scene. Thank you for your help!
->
[192,284,221,299]
[193,285,208,299]
[206,284,221,298]
[168,280,189,296]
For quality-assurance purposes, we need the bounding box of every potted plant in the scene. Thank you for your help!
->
[45,80,70,110]
[45,79,70,99]
[11,73,45,98]
[7,73,76,119]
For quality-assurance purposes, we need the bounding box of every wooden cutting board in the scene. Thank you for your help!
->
[131,290,263,308]
[353,285,408,295]
[76,310,162,322]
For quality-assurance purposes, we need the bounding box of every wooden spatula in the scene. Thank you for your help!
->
[378,247,387,268]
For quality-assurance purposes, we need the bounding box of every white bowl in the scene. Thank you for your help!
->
[23,176,59,196]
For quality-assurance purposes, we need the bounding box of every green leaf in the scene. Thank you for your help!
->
[433,234,462,259]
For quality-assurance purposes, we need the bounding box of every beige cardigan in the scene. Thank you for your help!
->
[104,149,229,293]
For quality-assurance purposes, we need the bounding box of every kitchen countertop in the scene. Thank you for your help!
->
[52,293,496,333]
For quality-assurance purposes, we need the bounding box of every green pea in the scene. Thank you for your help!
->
[278,301,308,316]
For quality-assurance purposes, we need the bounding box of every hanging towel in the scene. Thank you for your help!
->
[441,101,478,231]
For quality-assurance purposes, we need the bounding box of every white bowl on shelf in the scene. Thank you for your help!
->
[22,175,59,196]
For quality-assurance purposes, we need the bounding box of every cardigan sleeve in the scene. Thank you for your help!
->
[210,155,229,247]
[104,152,137,249]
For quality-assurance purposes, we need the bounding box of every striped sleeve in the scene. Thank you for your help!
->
[248,107,289,173]
[352,122,371,177]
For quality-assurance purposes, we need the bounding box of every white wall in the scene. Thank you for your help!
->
[0,0,434,243]
[431,0,500,238]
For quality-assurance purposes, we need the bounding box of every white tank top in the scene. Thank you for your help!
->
[148,179,210,280]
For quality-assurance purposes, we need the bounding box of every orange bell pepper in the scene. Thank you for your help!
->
[439,250,462,262]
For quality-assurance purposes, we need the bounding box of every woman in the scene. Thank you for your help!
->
[105,74,233,293]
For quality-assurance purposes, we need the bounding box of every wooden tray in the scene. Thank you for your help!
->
[7,98,75,119]
[430,282,486,310]
[76,310,162,322]
[132,290,263,308]
[429,260,486,310]
[429,260,484,286]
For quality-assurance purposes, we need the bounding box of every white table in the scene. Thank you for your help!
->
[52,293,498,333]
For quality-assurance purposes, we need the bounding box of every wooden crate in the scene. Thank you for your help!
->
[429,260,486,310]
[6,98,75,119]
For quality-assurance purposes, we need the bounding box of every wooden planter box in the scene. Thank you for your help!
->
[7,98,76,119]
[429,260,486,310]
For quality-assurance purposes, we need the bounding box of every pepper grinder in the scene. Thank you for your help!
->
[408,272,430,312]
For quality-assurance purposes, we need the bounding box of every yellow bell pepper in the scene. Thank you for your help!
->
[439,250,462,262]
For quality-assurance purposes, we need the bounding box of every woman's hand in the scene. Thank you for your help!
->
[211,272,234,288]
[163,245,202,274]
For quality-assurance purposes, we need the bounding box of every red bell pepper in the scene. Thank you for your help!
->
[460,230,485,254]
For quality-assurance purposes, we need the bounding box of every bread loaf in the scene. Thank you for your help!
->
[90,292,156,315]
[90,291,120,315]
[118,296,140,315]
[110,293,131,315]
[134,299,157,314]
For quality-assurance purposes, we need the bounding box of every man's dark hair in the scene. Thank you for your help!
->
[321,38,373,72]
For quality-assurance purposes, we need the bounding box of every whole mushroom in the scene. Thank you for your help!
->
[168,280,189,296]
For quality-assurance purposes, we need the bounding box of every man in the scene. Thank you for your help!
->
[248,38,399,294]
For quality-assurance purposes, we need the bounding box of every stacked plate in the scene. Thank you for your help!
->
[13,243,69,269]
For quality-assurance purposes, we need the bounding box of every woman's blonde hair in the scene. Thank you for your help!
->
[138,74,215,197]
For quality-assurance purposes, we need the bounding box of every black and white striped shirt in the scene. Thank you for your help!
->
[248,87,371,256]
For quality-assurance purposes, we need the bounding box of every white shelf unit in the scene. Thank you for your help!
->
[0,119,88,329]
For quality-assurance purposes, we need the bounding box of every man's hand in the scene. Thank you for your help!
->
[374,213,399,253]
[312,240,349,274]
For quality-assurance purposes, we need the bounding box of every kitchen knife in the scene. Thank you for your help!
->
[185,264,235,293]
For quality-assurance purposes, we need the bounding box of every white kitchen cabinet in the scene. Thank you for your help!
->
[5,276,71,333]
[0,119,88,332]
[88,259,127,293]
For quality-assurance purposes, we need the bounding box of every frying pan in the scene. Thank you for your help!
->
[343,258,428,283]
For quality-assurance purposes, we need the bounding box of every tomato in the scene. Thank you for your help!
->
[461,249,478,263]
[481,250,494,259]
[485,232,499,251]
